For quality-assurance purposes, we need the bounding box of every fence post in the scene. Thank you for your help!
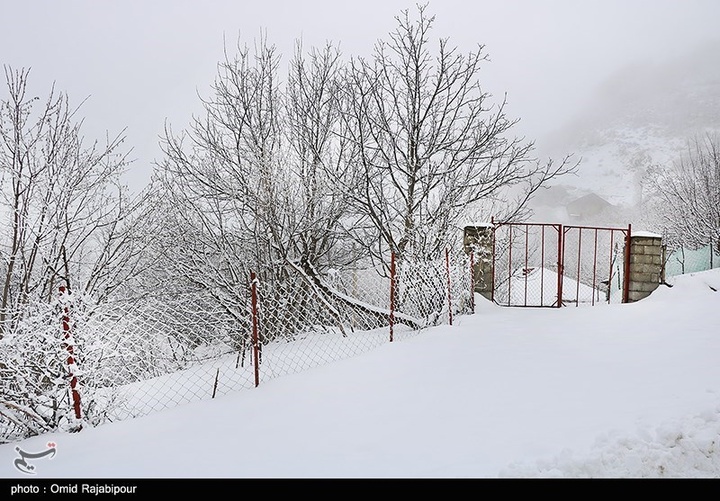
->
[389,252,396,342]
[622,224,632,303]
[59,286,82,426]
[250,272,260,387]
[490,217,497,304]
[711,238,714,269]
[507,224,513,307]
[557,225,564,308]
[575,228,583,307]
[469,250,475,314]
[661,244,667,284]
[445,248,453,326]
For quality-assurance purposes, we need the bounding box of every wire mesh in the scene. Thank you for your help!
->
[663,243,720,283]
[1,250,475,444]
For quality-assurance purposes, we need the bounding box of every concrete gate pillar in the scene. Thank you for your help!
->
[628,231,663,302]
[464,224,494,301]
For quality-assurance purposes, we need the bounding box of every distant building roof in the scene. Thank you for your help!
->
[566,193,613,219]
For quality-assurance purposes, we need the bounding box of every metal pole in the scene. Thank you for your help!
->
[491,218,496,304]
[212,368,220,399]
[557,225,564,308]
[524,225,529,307]
[540,225,545,306]
[661,244,667,284]
[607,231,615,303]
[445,248,453,325]
[389,251,396,342]
[592,229,599,306]
[469,251,475,314]
[576,228,582,307]
[508,224,513,306]
[59,286,82,422]
[622,225,632,303]
[250,272,260,387]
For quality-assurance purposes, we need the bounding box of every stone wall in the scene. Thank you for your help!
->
[627,232,663,302]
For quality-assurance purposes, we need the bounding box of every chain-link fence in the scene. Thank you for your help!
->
[663,243,720,283]
[0,249,475,444]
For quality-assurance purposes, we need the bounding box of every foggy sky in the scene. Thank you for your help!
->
[2,0,719,191]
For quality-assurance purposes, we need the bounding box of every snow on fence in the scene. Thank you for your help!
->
[0,249,475,444]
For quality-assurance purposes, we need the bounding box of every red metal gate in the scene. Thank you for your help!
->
[491,222,631,307]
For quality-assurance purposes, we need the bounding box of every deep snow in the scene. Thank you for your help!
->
[0,269,718,479]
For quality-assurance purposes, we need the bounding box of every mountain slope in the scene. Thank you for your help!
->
[531,40,720,223]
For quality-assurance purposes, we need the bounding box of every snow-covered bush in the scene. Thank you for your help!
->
[0,291,126,443]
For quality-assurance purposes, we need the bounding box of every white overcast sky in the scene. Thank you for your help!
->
[2,0,719,190]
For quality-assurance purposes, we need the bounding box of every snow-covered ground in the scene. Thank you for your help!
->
[0,269,718,479]
[497,266,616,307]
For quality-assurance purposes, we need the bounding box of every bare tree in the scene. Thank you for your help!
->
[156,34,367,271]
[154,34,364,345]
[336,4,576,267]
[285,41,363,269]
[644,133,720,253]
[150,35,280,352]
[0,67,154,441]
[0,66,142,335]
[158,34,287,269]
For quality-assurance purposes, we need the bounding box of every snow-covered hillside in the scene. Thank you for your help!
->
[529,41,720,224]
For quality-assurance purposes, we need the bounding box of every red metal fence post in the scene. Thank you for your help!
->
[59,286,82,423]
[592,229,599,305]
[250,272,260,387]
[507,224,513,307]
[575,228,582,307]
[540,226,546,306]
[622,224,632,303]
[523,225,529,306]
[389,252,396,342]
[445,248,453,325]
[469,250,475,314]
[490,218,496,304]
[557,225,564,308]
[607,231,615,304]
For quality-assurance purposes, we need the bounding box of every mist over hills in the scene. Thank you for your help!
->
[529,40,720,226]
